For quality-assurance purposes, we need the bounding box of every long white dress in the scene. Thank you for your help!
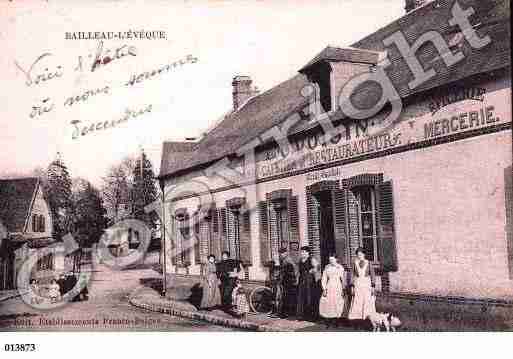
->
[347,259,375,320]
[319,264,345,318]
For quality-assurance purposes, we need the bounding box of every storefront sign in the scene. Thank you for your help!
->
[255,83,509,181]
[428,87,486,115]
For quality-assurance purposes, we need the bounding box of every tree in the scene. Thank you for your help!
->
[101,156,135,224]
[46,154,74,241]
[131,150,158,229]
[72,178,108,248]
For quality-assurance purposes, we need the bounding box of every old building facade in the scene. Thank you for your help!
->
[158,0,512,301]
[0,178,58,290]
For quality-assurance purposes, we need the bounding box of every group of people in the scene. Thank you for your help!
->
[200,251,249,318]
[29,272,89,304]
[199,246,377,327]
[273,246,376,328]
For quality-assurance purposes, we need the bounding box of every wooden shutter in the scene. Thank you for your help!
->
[239,210,252,265]
[198,214,210,264]
[211,208,222,260]
[377,180,398,272]
[183,214,191,265]
[288,196,300,261]
[170,217,177,265]
[227,210,237,258]
[332,188,350,269]
[268,204,279,260]
[258,201,271,265]
[306,190,321,261]
[347,190,360,264]
[194,213,201,264]
[219,208,228,253]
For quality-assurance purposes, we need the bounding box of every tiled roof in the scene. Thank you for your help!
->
[159,74,310,177]
[159,0,510,179]
[0,177,39,233]
[298,46,380,73]
[351,0,511,98]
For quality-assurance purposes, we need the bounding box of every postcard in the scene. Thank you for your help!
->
[0,0,511,345]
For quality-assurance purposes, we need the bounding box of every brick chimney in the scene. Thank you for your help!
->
[232,75,259,111]
[405,0,430,13]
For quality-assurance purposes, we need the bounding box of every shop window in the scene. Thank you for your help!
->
[352,186,379,262]
[220,198,252,266]
[259,190,300,266]
[307,175,398,273]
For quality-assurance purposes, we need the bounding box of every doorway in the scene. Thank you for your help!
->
[316,191,336,269]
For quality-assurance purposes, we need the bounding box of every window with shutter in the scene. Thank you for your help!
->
[377,180,398,272]
[170,216,177,265]
[181,214,191,265]
[352,186,379,262]
[306,188,321,261]
[239,210,252,266]
[226,210,239,260]
[210,206,222,260]
[39,215,45,232]
[332,188,350,268]
[219,208,228,254]
[263,190,300,264]
[258,201,271,266]
[287,196,300,262]
[32,214,38,232]
[193,212,201,264]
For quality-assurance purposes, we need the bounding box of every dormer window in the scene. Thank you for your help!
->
[299,46,379,116]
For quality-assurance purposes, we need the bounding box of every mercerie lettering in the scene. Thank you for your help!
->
[71,104,152,140]
[424,106,499,139]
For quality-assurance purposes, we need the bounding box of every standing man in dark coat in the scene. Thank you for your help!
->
[277,247,298,318]
[296,246,315,320]
[216,251,242,310]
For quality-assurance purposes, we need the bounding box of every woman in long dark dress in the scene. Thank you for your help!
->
[200,255,221,310]
[310,257,322,321]
[296,246,314,320]
[216,251,242,310]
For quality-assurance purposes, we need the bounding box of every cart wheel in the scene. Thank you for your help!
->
[249,286,274,314]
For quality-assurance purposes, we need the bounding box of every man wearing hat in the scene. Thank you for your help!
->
[296,246,315,320]
[276,247,297,318]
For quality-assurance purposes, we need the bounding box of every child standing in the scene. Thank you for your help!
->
[231,279,249,320]
[48,279,61,303]
[30,279,41,305]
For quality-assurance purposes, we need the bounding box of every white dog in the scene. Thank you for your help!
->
[367,312,402,332]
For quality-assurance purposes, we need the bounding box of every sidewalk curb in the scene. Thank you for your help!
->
[129,296,288,332]
[0,291,26,303]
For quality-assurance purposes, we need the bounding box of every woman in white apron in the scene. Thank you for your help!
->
[347,247,376,320]
[319,254,345,328]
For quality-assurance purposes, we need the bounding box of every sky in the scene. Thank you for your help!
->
[0,0,404,186]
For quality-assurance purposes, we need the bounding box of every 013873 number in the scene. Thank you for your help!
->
[4,344,36,352]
